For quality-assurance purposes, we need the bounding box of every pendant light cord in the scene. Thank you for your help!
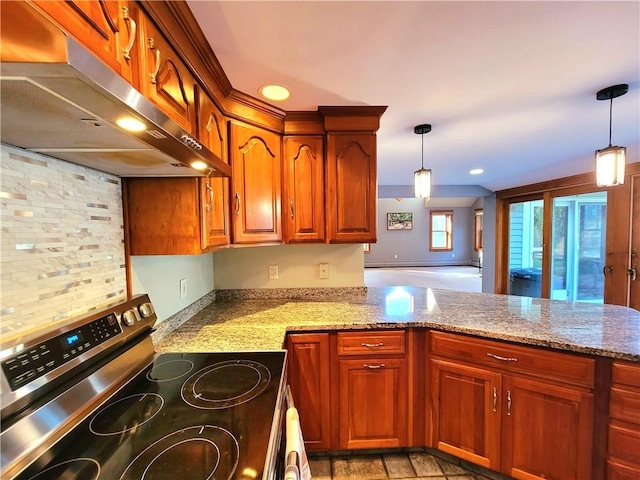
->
[421,133,425,169]
[608,97,613,147]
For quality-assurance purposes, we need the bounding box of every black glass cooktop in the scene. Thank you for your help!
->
[15,351,286,480]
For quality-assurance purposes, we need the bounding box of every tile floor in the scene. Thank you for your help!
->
[308,449,514,480]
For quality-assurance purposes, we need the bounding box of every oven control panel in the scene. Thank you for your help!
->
[1,313,123,391]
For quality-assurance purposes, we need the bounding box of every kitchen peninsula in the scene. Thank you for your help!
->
[154,287,639,360]
[154,287,640,480]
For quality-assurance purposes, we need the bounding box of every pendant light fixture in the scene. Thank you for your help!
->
[595,84,628,187]
[414,124,432,198]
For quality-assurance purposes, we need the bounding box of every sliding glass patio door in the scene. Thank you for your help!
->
[550,192,607,302]
[506,191,608,303]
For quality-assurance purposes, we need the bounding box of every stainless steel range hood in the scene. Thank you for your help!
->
[0,23,230,178]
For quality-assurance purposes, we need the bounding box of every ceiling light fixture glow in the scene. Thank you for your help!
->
[470,168,484,175]
[595,84,628,187]
[259,84,290,101]
[116,117,146,132]
[414,124,432,199]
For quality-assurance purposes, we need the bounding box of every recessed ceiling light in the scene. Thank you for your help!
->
[116,117,146,132]
[470,168,484,175]
[190,160,208,171]
[259,84,290,101]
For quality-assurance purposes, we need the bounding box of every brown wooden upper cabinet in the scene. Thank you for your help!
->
[29,0,136,83]
[320,106,387,244]
[229,121,282,244]
[125,177,229,255]
[137,11,195,133]
[196,87,230,248]
[283,135,325,243]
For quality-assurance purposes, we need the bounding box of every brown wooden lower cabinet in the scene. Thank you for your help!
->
[430,331,595,480]
[338,357,408,449]
[286,333,331,451]
[501,375,594,480]
[430,358,501,470]
[286,329,625,480]
[607,361,640,479]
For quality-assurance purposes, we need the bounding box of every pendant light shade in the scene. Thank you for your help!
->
[595,84,628,187]
[595,145,626,187]
[414,124,432,198]
[414,168,432,198]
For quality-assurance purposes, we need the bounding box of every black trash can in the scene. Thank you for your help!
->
[510,267,542,297]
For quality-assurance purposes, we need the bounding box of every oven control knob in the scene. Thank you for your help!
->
[138,302,155,318]
[121,309,138,326]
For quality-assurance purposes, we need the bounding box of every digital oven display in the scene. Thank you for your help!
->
[60,331,84,350]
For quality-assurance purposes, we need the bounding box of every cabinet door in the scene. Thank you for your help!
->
[326,133,377,243]
[286,334,331,451]
[430,358,502,471]
[338,357,407,449]
[126,177,204,255]
[283,136,325,243]
[199,177,229,249]
[138,15,195,133]
[501,375,594,480]
[229,121,282,244]
[197,89,229,249]
[31,0,135,82]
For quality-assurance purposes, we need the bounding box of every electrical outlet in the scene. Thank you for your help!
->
[269,265,279,279]
[319,263,329,279]
[394,254,398,259]
[180,278,187,298]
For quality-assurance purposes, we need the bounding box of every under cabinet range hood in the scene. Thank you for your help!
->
[0,15,230,178]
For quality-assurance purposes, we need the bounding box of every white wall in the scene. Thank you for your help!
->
[130,254,214,321]
[212,244,364,289]
[366,198,474,267]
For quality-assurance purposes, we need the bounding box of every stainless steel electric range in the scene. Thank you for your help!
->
[0,294,287,480]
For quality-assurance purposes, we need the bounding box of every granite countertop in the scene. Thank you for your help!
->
[154,287,640,362]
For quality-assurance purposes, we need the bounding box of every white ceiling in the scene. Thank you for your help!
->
[187,1,640,192]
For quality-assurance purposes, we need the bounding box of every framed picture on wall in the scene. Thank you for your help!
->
[387,212,413,230]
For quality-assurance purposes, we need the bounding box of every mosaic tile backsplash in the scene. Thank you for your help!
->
[1,145,127,346]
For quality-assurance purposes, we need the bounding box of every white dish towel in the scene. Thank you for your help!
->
[286,407,312,480]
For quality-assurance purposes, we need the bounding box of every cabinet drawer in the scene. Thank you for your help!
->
[610,387,640,424]
[607,460,640,480]
[613,362,640,388]
[337,331,405,356]
[429,331,595,388]
[608,424,640,465]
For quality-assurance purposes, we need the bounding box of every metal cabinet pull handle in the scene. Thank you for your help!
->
[629,265,637,281]
[122,6,136,60]
[290,197,294,219]
[205,182,213,212]
[486,352,518,362]
[492,387,497,413]
[363,363,385,369]
[360,342,384,348]
[147,38,161,85]
[507,390,512,416]
[603,265,613,276]
[235,192,241,216]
